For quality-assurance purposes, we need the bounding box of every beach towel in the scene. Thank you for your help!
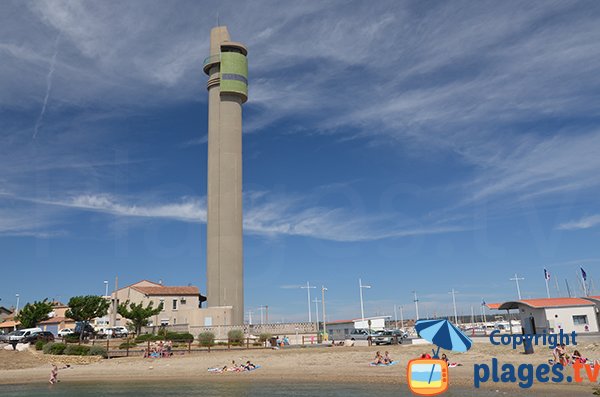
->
[448,363,462,368]
[370,361,399,367]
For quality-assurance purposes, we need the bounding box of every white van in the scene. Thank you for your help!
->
[8,327,43,343]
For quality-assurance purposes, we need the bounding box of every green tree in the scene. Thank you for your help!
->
[15,299,54,328]
[117,300,163,335]
[66,295,110,341]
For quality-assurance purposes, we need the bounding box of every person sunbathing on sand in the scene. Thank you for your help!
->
[383,351,393,364]
[372,351,384,365]
[441,353,462,367]
[243,360,256,370]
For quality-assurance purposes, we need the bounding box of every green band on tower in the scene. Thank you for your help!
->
[220,52,248,100]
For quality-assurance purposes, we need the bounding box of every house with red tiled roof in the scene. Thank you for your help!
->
[107,280,231,331]
[489,297,599,334]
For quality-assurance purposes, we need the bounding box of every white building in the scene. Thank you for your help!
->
[326,316,390,340]
[494,298,599,334]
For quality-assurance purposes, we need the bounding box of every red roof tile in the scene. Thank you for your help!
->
[133,286,200,296]
[486,303,501,310]
[519,298,593,308]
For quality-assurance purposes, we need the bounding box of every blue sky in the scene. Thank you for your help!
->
[1,0,600,322]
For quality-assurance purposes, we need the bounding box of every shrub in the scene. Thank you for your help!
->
[258,333,272,343]
[88,345,108,358]
[165,332,194,341]
[43,342,66,355]
[135,334,160,343]
[63,334,80,343]
[35,340,47,351]
[227,329,244,345]
[64,344,91,356]
[198,332,215,347]
[118,342,138,350]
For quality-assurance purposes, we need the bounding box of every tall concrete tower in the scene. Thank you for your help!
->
[203,26,248,325]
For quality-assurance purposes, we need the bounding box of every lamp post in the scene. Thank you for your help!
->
[313,298,321,331]
[321,286,328,341]
[15,294,20,314]
[359,278,371,320]
[399,305,404,330]
[300,281,316,322]
[104,280,109,297]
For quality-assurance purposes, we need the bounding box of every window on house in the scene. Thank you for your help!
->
[172,299,178,310]
[573,315,588,325]
[159,299,165,311]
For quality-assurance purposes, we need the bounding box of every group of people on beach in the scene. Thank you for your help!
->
[372,351,394,365]
[209,359,258,373]
[551,343,597,367]
[143,341,173,358]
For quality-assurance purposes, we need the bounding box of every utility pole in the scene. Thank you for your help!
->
[359,278,371,320]
[510,273,525,300]
[412,291,420,320]
[300,281,316,323]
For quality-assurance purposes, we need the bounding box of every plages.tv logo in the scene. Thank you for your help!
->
[407,319,472,396]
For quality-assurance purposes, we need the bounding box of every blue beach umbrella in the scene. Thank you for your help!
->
[415,319,472,355]
[415,319,473,384]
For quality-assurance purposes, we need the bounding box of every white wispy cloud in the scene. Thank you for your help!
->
[557,214,600,231]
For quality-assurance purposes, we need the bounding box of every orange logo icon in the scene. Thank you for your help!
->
[407,358,449,396]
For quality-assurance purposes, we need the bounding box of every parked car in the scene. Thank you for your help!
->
[21,331,55,344]
[373,329,406,345]
[58,328,73,337]
[72,322,96,339]
[0,330,18,343]
[112,326,129,337]
[8,328,42,343]
[346,329,378,341]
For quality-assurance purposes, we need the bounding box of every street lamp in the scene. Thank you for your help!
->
[104,280,109,297]
[412,291,420,320]
[321,286,328,341]
[300,281,316,322]
[359,278,371,320]
[15,293,20,314]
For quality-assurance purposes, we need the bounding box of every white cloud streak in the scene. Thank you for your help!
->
[33,34,60,139]
[557,214,600,231]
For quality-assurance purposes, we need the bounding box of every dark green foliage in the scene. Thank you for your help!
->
[14,299,54,329]
[135,334,161,342]
[66,296,110,341]
[165,332,193,341]
[227,329,244,345]
[43,342,66,355]
[88,345,108,358]
[35,340,47,351]
[117,300,163,335]
[198,332,215,347]
[64,344,91,356]
[118,342,138,349]
[63,334,81,343]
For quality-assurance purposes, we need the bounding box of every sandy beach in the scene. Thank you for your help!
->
[1,338,599,395]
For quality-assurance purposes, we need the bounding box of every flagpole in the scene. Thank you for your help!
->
[581,269,588,297]
[545,278,550,298]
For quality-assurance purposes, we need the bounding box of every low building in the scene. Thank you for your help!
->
[38,302,75,335]
[0,306,13,323]
[492,298,599,334]
[108,280,233,331]
[326,316,391,340]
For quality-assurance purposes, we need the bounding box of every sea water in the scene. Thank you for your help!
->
[0,381,555,397]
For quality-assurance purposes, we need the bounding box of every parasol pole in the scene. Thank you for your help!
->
[427,346,441,384]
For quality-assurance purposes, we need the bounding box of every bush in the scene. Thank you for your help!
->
[118,342,138,350]
[35,340,47,351]
[258,333,272,343]
[227,329,244,345]
[88,345,108,358]
[63,334,81,343]
[64,344,91,356]
[165,332,194,341]
[43,342,66,355]
[198,332,215,347]
[135,334,160,343]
